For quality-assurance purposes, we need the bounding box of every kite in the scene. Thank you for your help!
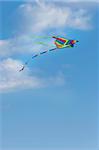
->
[19,36,79,72]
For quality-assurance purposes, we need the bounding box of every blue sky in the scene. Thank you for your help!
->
[0,0,98,150]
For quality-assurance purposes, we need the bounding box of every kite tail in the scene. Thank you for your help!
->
[19,47,57,72]
[19,60,30,72]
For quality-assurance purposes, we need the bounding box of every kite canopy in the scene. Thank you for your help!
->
[52,36,79,48]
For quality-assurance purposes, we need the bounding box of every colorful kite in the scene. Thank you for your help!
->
[19,36,79,72]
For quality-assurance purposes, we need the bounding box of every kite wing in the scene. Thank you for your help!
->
[53,36,69,48]
[53,37,78,48]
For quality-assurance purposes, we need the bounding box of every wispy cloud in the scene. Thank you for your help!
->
[0,58,66,93]
[0,35,50,57]
[18,1,92,33]
[0,58,43,92]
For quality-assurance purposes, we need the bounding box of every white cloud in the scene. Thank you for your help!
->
[0,58,65,93]
[0,58,44,92]
[0,35,54,57]
[18,2,92,33]
[0,40,11,57]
